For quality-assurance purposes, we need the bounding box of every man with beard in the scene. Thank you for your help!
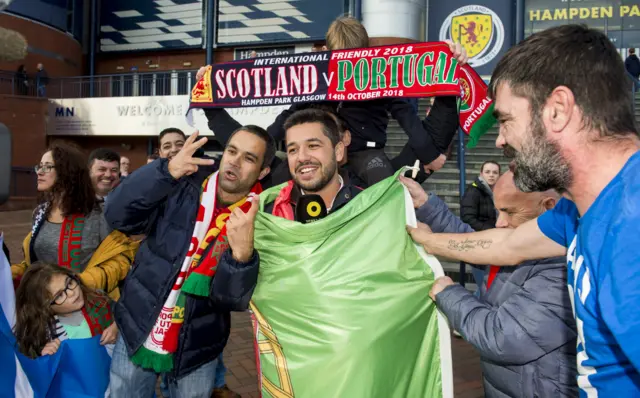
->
[408,25,640,395]
[104,127,273,397]
[156,125,240,397]
[260,108,362,218]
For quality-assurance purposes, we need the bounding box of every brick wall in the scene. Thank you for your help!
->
[0,94,48,167]
[0,13,83,77]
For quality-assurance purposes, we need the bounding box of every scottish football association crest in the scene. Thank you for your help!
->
[439,5,504,68]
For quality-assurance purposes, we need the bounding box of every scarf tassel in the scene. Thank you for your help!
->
[181,272,214,297]
[130,346,174,373]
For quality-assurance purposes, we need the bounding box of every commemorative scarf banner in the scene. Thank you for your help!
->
[188,42,495,148]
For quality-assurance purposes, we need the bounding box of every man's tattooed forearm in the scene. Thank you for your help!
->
[447,239,493,252]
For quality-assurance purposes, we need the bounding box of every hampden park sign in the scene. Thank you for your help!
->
[528,4,640,22]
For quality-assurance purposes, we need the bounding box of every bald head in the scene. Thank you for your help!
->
[494,171,560,228]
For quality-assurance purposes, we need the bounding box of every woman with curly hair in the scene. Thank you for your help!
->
[14,262,118,358]
[11,142,137,299]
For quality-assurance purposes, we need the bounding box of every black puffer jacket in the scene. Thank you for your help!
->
[104,159,259,378]
[460,177,496,231]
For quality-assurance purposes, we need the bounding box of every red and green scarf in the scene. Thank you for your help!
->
[57,215,86,272]
[187,41,495,148]
[82,294,113,336]
[130,172,262,373]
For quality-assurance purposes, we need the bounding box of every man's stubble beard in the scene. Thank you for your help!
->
[217,169,257,197]
[294,154,338,192]
[510,115,573,193]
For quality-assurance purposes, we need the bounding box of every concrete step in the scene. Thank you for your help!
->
[423,178,463,192]
[431,169,477,181]
[384,136,500,151]
[461,159,510,167]
[451,154,506,164]
[452,148,505,156]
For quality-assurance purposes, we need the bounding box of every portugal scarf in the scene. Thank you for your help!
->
[58,215,86,272]
[187,42,495,148]
[130,172,262,373]
[30,203,86,273]
[82,293,113,336]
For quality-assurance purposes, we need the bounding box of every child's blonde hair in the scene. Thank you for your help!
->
[325,16,369,50]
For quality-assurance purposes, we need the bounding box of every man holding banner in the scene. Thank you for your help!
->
[194,18,469,188]
[189,34,494,176]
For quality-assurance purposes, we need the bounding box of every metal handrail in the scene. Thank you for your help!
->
[0,69,200,99]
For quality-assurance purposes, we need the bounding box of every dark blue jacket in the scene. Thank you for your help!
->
[104,158,260,378]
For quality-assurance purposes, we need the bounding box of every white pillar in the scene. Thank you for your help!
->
[362,0,426,41]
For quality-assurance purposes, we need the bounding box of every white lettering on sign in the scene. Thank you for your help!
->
[117,104,184,117]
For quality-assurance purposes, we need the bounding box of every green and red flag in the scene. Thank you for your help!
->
[249,171,454,398]
[187,42,495,148]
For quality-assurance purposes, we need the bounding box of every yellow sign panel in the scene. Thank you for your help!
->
[451,14,493,59]
[529,5,640,21]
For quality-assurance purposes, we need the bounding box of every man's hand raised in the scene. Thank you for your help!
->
[227,195,260,263]
[445,40,469,66]
[167,131,215,180]
[196,66,208,82]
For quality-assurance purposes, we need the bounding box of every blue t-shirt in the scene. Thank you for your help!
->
[537,150,640,396]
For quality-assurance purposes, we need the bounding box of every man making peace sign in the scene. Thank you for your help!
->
[104,127,275,397]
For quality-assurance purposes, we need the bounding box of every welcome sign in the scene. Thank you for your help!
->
[188,42,495,147]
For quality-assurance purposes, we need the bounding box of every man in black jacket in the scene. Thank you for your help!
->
[105,127,274,397]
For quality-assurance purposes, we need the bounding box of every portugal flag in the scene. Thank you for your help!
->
[250,172,454,398]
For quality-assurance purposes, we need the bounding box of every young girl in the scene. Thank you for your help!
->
[14,262,118,358]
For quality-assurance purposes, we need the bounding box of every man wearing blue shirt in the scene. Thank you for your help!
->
[408,24,640,396]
